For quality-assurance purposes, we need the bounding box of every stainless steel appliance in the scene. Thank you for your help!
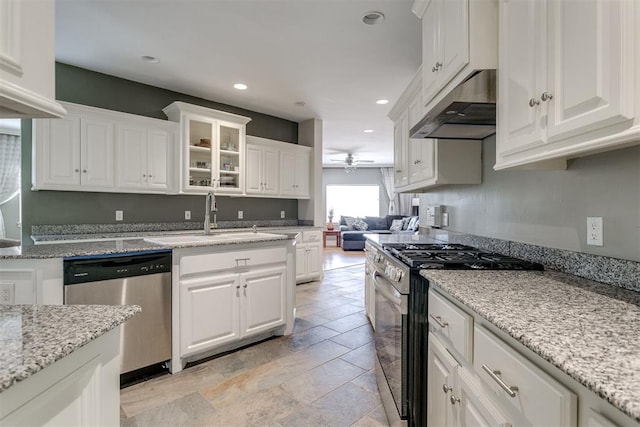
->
[367,240,543,426]
[63,250,172,375]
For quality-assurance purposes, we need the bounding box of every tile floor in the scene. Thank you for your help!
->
[120,255,390,426]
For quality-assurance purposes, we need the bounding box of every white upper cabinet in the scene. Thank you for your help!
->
[246,141,279,196]
[389,68,481,193]
[280,145,310,199]
[0,0,65,118]
[413,0,497,110]
[116,124,172,192]
[496,0,637,169]
[33,102,178,194]
[163,102,251,195]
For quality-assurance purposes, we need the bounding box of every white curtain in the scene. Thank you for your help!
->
[380,168,398,214]
[0,133,20,205]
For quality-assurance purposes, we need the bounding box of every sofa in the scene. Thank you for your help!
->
[339,215,419,251]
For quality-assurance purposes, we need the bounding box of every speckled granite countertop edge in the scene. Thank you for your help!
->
[420,269,640,423]
[0,304,141,393]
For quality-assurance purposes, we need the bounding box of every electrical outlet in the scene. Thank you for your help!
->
[238,210,243,219]
[115,210,123,221]
[0,282,15,304]
[185,210,191,220]
[587,217,603,246]
[281,210,285,219]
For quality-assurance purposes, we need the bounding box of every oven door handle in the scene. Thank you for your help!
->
[373,271,403,308]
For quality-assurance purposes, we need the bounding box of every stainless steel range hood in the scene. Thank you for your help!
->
[410,70,496,140]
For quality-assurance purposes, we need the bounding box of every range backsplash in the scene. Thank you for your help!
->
[419,227,640,292]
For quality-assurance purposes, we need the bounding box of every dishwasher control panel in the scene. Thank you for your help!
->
[63,250,172,285]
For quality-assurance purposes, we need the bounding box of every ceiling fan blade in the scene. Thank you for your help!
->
[356,159,375,163]
[329,159,345,162]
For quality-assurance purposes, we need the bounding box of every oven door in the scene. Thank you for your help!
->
[373,271,408,422]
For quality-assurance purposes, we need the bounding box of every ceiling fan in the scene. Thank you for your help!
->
[329,153,374,172]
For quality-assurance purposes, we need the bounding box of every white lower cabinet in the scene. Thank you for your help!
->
[428,287,580,427]
[295,230,322,283]
[0,328,120,427]
[173,242,294,372]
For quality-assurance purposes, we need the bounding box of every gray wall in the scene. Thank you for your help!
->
[322,167,390,220]
[419,136,640,262]
[21,64,301,243]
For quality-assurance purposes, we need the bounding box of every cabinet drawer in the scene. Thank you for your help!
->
[428,289,473,362]
[180,247,286,276]
[302,230,322,243]
[474,325,577,427]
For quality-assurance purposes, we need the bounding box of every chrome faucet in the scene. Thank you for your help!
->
[204,191,218,234]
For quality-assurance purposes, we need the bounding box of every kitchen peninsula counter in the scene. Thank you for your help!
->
[421,269,640,423]
[0,304,140,393]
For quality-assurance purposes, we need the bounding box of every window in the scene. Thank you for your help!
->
[326,185,379,221]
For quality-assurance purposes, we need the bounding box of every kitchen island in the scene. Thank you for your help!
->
[0,304,140,426]
[422,269,640,426]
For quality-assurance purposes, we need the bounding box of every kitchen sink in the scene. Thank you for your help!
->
[143,232,285,245]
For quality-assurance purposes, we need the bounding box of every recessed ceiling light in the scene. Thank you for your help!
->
[233,83,248,90]
[364,129,374,133]
[376,99,389,105]
[362,11,385,25]
[141,55,159,64]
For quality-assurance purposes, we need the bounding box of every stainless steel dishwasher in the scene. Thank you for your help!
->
[64,250,172,375]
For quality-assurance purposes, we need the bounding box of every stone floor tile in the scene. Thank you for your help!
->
[323,311,370,333]
[312,382,381,426]
[280,325,340,351]
[281,358,365,404]
[292,313,328,333]
[340,342,376,370]
[315,304,364,321]
[122,392,216,427]
[352,405,390,427]
[330,324,374,349]
[350,369,378,394]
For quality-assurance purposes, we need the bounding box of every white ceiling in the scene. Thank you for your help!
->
[55,0,421,167]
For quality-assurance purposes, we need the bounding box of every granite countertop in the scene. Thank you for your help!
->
[0,304,141,393]
[0,228,301,259]
[421,269,640,422]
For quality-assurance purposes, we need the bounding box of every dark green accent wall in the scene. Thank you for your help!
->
[21,64,300,243]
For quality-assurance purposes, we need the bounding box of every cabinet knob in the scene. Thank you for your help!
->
[142,174,146,177]
[243,284,248,289]
[74,169,79,173]
[432,66,438,72]
[442,384,453,394]
[149,174,153,178]
[541,91,553,102]
[82,169,87,173]
[436,61,442,69]
[528,98,540,108]
[450,395,461,405]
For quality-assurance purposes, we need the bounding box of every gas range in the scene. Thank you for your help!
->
[382,242,544,271]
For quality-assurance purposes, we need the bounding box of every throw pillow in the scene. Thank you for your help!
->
[407,216,420,231]
[340,215,355,226]
[366,216,388,230]
[401,217,411,230]
[353,218,369,231]
[389,219,404,232]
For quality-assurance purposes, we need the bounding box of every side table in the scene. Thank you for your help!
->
[323,230,341,248]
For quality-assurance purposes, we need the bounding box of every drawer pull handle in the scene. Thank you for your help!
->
[442,384,453,394]
[429,314,448,328]
[482,364,519,398]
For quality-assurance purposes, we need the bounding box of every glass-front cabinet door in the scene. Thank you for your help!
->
[163,102,250,195]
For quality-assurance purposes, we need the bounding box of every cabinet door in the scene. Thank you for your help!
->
[295,245,307,281]
[146,129,171,191]
[185,115,215,192]
[457,369,512,427]
[497,0,546,157]
[116,125,147,190]
[245,144,263,194]
[241,265,286,337]
[294,149,310,198]
[408,138,435,184]
[305,244,321,279]
[216,121,243,193]
[393,111,409,187]
[279,150,296,196]
[36,115,81,187]
[439,0,469,88]
[180,273,240,356]
[422,0,441,105]
[427,333,458,427]
[80,117,114,188]
[546,0,634,142]
[262,146,279,195]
